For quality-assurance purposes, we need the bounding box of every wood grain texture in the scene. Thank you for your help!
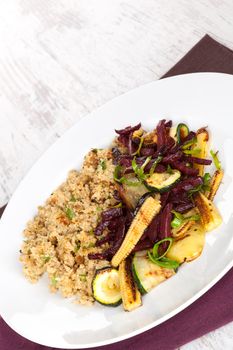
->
[0,0,233,348]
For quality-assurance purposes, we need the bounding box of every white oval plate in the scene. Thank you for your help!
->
[0,73,233,349]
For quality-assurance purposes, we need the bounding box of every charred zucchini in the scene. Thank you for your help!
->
[172,220,195,239]
[167,223,205,263]
[171,208,200,239]
[116,177,148,210]
[194,192,222,232]
[132,251,175,294]
[111,196,161,267]
[145,170,181,193]
[119,257,142,311]
[92,267,122,306]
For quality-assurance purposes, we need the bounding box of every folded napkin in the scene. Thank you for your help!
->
[1,34,233,350]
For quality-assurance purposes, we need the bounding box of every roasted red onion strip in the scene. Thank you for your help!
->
[184,156,212,165]
[115,123,141,135]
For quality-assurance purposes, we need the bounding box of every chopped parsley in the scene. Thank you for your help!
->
[65,207,75,220]
[70,195,76,202]
[79,274,87,282]
[42,255,51,263]
[85,242,95,249]
[74,242,81,253]
[51,275,59,286]
[100,159,107,170]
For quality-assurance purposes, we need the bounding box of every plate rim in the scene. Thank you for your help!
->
[1,72,233,349]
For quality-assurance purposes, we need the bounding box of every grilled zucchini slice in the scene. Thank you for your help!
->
[92,267,122,306]
[206,169,224,201]
[117,178,148,210]
[194,192,222,232]
[119,257,142,311]
[132,251,175,294]
[111,195,161,267]
[171,208,199,239]
[167,223,205,263]
[171,220,196,239]
[192,128,209,176]
[177,123,189,144]
[145,170,181,193]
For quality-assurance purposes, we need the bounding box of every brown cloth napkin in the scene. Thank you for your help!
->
[1,34,233,350]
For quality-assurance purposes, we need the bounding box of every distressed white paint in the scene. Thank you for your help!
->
[0,0,233,348]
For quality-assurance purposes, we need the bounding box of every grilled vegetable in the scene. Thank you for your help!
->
[111,196,161,267]
[132,128,144,142]
[194,192,222,232]
[206,169,224,201]
[167,223,205,263]
[132,251,175,294]
[116,178,148,210]
[210,150,222,170]
[147,237,180,269]
[119,257,142,311]
[92,267,122,306]
[143,130,157,146]
[171,208,200,237]
[177,123,189,144]
[172,220,196,239]
[192,128,209,176]
[145,170,181,193]
[169,126,177,141]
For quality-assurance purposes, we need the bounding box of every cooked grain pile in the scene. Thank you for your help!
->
[20,149,116,305]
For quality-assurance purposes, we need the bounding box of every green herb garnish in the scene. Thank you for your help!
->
[70,195,76,202]
[147,238,180,269]
[132,156,151,181]
[113,165,141,186]
[85,242,95,249]
[188,173,211,196]
[148,253,180,269]
[182,137,197,150]
[171,210,200,229]
[171,216,183,228]
[167,164,174,174]
[65,207,75,220]
[79,274,87,282]
[141,156,152,170]
[152,237,173,259]
[210,150,221,170]
[74,242,81,253]
[202,173,211,191]
[132,136,144,156]
[51,275,58,286]
[183,148,201,156]
[100,159,107,170]
[149,156,163,176]
[42,255,51,263]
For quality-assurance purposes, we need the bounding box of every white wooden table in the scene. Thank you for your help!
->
[0,1,233,348]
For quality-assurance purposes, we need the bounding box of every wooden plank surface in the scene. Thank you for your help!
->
[0,1,233,348]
